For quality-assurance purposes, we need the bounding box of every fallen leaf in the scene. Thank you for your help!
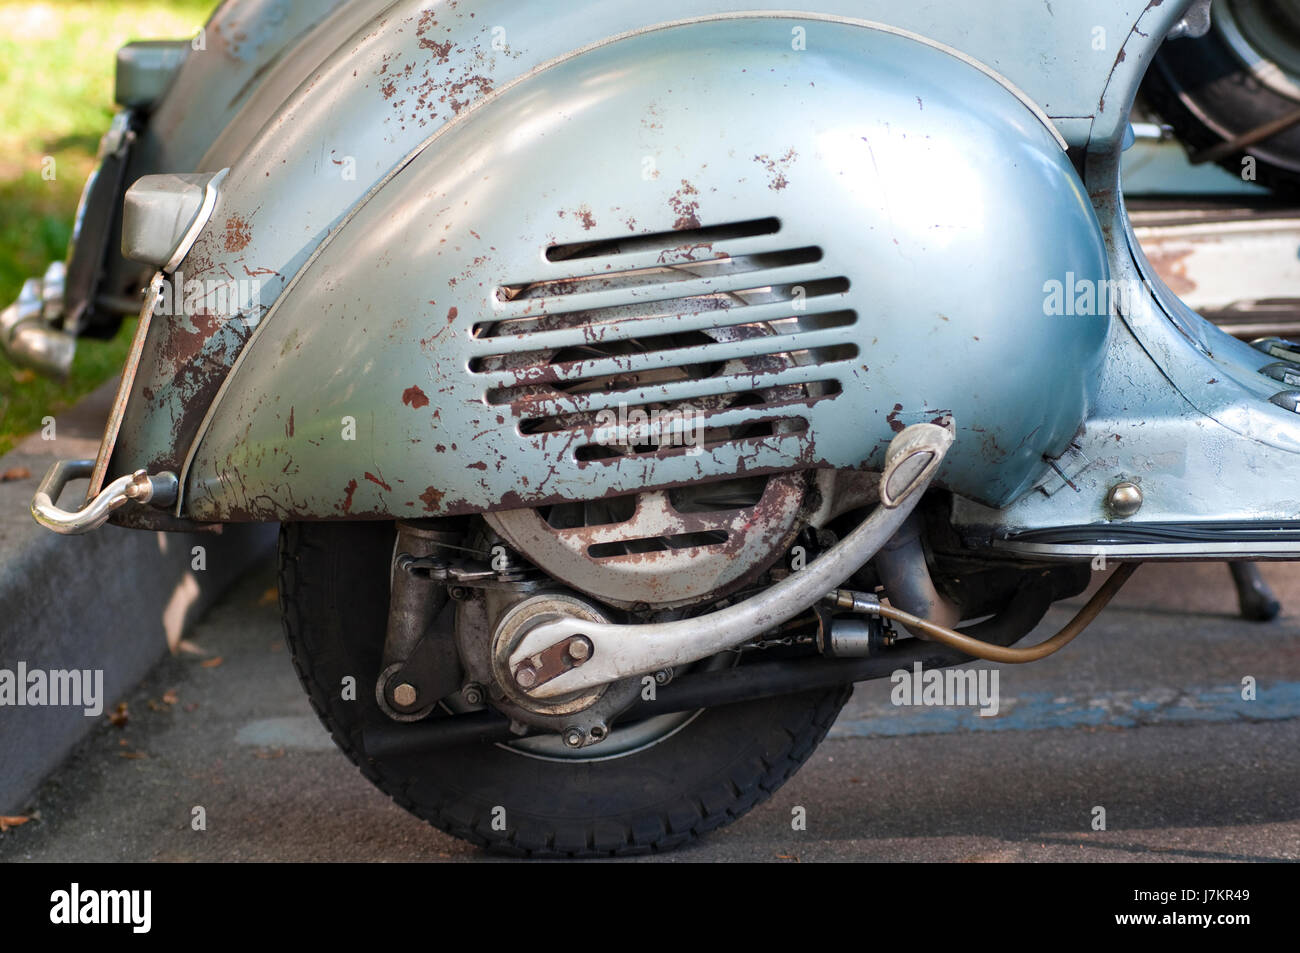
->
[11,369,35,384]
[0,815,31,832]
[253,747,285,760]
[0,467,31,482]
[119,750,148,760]
[183,702,199,713]
[200,656,224,669]
[147,699,166,711]
[108,702,129,727]
[162,689,179,705]
[257,587,278,607]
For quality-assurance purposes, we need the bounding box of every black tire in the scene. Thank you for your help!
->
[1145,10,1300,196]
[278,520,850,857]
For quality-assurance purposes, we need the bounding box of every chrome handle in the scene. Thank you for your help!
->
[32,459,178,535]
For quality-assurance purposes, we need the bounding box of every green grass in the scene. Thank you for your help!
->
[0,0,214,455]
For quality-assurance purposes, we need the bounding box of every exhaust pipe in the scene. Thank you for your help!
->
[1,264,76,377]
[873,510,962,635]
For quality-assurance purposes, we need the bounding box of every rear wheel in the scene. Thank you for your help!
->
[1146,0,1300,194]
[278,520,849,857]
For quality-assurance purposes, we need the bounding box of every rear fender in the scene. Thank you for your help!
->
[180,17,1109,521]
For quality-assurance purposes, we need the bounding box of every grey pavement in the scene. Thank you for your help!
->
[0,379,275,813]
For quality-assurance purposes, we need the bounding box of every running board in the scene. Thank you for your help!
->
[993,521,1300,561]
[1130,201,1300,340]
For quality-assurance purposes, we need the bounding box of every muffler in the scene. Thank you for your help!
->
[1,264,75,377]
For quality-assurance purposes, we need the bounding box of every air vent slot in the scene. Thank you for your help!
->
[498,247,824,302]
[588,531,730,558]
[472,278,850,339]
[544,217,781,262]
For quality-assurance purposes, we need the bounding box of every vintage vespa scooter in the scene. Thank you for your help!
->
[7,0,1298,855]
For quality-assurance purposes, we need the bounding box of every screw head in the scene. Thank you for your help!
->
[514,665,538,689]
[1106,481,1143,519]
[567,637,591,662]
[461,683,483,706]
[653,669,672,686]
[563,727,585,748]
[392,682,419,708]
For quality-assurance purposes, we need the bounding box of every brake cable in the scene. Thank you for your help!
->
[827,562,1139,664]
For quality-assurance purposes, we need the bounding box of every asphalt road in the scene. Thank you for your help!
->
[2,559,1298,862]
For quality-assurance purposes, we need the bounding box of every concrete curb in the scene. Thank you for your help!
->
[0,378,275,812]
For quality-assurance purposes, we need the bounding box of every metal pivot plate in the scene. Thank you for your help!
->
[490,593,612,717]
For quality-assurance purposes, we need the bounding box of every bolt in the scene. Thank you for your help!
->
[563,727,585,748]
[653,669,672,686]
[567,636,591,662]
[392,682,419,708]
[448,586,469,601]
[461,683,484,706]
[515,665,538,689]
[1106,481,1143,519]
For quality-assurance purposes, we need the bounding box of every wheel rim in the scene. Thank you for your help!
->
[1217,0,1300,101]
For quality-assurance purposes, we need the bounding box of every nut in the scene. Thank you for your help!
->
[1106,481,1143,519]
[567,637,591,662]
[514,665,538,689]
[392,682,418,708]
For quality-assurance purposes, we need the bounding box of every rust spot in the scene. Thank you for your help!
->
[403,385,430,408]
[447,306,458,324]
[576,205,596,230]
[466,460,487,470]
[339,478,358,514]
[420,37,454,62]
[364,471,393,492]
[224,216,252,252]
[419,485,445,512]
[886,403,905,434]
[669,180,701,230]
[286,406,294,438]
[1144,248,1197,296]
[752,148,797,191]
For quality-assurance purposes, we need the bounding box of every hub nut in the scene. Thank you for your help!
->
[392,682,419,708]
[514,665,538,689]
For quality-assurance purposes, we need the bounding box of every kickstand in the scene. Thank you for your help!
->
[1228,562,1281,622]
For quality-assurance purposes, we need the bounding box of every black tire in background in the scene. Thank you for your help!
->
[278,520,851,857]
[1145,2,1300,195]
